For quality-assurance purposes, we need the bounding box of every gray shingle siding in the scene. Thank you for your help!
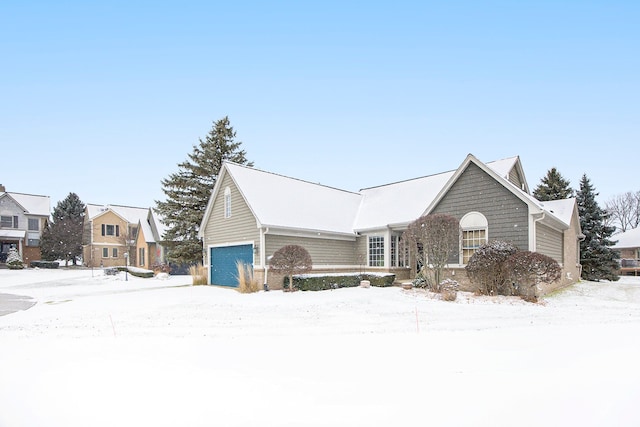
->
[431,163,530,262]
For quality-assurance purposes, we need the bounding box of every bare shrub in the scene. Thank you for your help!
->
[465,240,518,295]
[189,264,208,286]
[236,261,259,293]
[440,278,459,301]
[269,245,313,292]
[505,251,561,302]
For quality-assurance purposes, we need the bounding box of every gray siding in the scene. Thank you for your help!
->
[266,234,358,266]
[508,167,524,190]
[203,173,260,261]
[432,163,530,262]
[536,223,563,263]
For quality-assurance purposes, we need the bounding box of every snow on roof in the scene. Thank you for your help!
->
[539,198,576,228]
[86,204,149,225]
[149,210,167,241]
[355,170,455,230]
[138,217,156,244]
[1,192,50,216]
[485,156,519,180]
[612,227,640,249]
[225,163,362,236]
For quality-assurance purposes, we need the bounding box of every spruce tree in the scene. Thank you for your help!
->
[577,174,619,281]
[40,193,86,265]
[155,116,252,265]
[533,167,574,201]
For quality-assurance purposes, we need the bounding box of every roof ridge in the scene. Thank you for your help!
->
[3,191,50,198]
[224,161,361,196]
[359,169,457,191]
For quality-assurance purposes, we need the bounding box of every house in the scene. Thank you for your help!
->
[612,227,640,275]
[82,204,150,268]
[0,185,50,265]
[198,154,582,294]
[134,209,168,270]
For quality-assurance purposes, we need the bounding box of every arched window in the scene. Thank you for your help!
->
[224,187,232,218]
[460,212,488,264]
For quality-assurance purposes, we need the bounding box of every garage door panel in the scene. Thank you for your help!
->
[210,244,253,287]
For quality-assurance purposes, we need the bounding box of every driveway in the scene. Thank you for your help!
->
[0,293,36,317]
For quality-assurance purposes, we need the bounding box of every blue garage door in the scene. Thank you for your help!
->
[210,244,253,287]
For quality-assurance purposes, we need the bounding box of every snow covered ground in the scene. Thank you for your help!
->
[1,269,639,426]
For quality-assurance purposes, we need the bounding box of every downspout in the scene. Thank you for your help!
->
[532,212,546,252]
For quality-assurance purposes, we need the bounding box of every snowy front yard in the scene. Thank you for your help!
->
[1,269,639,426]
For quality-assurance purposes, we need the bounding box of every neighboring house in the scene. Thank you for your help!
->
[612,227,640,275]
[134,209,168,270]
[0,185,50,265]
[82,204,150,268]
[198,154,582,294]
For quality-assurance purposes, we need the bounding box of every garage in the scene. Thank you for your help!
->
[209,244,253,287]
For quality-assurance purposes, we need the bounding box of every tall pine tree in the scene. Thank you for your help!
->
[155,116,252,265]
[40,192,86,266]
[577,174,619,281]
[533,167,574,201]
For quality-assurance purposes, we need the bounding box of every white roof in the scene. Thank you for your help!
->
[203,155,574,237]
[225,163,362,236]
[86,204,149,225]
[0,230,26,239]
[1,192,50,216]
[613,227,640,249]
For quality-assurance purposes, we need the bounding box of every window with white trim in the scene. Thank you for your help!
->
[28,218,39,231]
[368,236,385,267]
[1,215,18,228]
[112,248,118,258]
[101,224,120,237]
[224,187,232,218]
[460,212,488,264]
[102,248,109,258]
[139,247,145,266]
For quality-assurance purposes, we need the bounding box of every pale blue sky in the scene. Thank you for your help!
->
[1,1,638,210]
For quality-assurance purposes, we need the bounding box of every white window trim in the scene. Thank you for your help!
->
[460,212,488,265]
[224,187,232,218]
[367,235,385,267]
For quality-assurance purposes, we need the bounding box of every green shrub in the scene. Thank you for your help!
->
[6,248,24,270]
[30,260,60,269]
[465,240,518,296]
[287,273,396,291]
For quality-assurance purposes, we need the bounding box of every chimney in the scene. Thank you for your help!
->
[0,184,5,192]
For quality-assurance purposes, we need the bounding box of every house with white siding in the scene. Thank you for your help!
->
[199,154,582,293]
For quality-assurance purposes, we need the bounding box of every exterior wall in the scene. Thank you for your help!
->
[508,167,524,190]
[202,173,260,269]
[83,211,130,267]
[265,234,358,266]
[0,196,45,263]
[134,227,149,269]
[618,248,637,259]
[431,163,530,263]
[536,223,563,263]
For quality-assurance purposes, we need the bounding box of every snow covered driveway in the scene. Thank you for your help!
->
[1,269,639,426]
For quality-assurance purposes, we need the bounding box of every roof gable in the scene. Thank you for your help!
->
[87,204,149,225]
[0,192,50,216]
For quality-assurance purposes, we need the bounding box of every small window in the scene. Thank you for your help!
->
[224,187,232,218]
[0,216,12,228]
[102,248,109,258]
[27,239,39,247]
[102,224,120,236]
[28,218,39,231]
[112,248,118,258]
[368,236,385,267]
[139,247,145,267]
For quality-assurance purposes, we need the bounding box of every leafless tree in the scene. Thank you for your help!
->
[402,214,460,292]
[605,191,640,232]
[269,245,313,291]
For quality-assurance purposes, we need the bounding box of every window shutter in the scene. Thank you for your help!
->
[13,216,18,228]
[101,224,106,236]
[116,225,120,237]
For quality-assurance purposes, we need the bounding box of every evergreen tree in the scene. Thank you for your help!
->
[577,174,619,281]
[533,167,574,201]
[155,116,252,265]
[40,193,86,266]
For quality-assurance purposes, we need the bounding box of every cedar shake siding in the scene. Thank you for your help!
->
[202,173,260,261]
[265,234,358,266]
[432,163,530,262]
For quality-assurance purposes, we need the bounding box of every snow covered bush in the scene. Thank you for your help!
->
[289,273,395,291]
[465,240,518,296]
[440,279,459,301]
[505,251,561,302]
[6,248,24,270]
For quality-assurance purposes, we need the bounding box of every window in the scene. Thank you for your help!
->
[368,236,385,267]
[460,212,488,264]
[224,187,232,218]
[102,248,109,258]
[139,247,145,267]
[27,239,39,247]
[101,224,120,236]
[1,216,18,228]
[28,218,39,231]
[391,235,397,267]
[390,235,406,267]
[112,248,118,258]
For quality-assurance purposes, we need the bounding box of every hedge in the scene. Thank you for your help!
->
[113,266,154,278]
[286,273,396,291]
[30,261,60,269]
